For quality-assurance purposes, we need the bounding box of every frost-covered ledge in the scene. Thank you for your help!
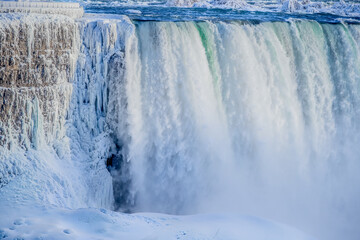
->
[0,1,83,19]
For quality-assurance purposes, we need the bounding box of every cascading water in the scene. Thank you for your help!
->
[100,20,360,239]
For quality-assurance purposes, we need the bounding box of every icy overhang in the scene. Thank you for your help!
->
[0,1,83,18]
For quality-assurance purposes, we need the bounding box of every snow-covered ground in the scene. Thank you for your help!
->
[0,203,315,240]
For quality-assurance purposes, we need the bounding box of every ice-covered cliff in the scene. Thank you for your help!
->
[0,14,78,150]
[0,14,79,201]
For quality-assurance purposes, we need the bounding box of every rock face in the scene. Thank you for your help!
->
[0,14,79,150]
[0,13,133,208]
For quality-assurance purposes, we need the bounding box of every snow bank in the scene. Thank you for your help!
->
[0,203,315,240]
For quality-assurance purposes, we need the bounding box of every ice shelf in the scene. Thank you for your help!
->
[0,1,83,18]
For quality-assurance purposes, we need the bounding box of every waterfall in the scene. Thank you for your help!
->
[102,20,360,239]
